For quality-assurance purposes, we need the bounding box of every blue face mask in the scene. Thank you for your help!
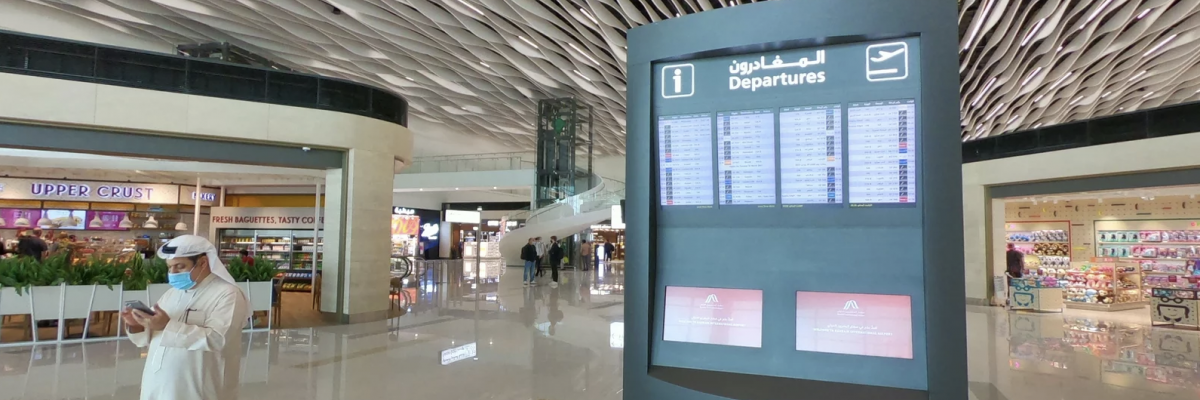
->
[168,271,196,290]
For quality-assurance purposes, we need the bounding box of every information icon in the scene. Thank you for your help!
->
[661,64,695,98]
[865,42,908,82]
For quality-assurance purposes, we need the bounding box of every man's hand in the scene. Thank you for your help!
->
[120,307,145,333]
[131,305,171,331]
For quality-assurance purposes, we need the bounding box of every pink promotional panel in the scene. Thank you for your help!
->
[663,286,763,348]
[0,209,42,228]
[795,291,914,359]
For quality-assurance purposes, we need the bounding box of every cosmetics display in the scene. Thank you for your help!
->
[1063,259,1147,311]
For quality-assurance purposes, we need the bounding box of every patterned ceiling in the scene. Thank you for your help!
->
[18,0,1199,152]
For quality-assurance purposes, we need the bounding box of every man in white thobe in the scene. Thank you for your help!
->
[122,235,250,400]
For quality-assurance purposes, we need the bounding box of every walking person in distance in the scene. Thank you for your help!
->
[548,236,564,287]
[521,237,538,287]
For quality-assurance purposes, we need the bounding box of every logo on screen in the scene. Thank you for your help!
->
[837,300,865,317]
[700,293,725,310]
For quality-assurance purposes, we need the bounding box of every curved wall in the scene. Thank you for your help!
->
[0,71,412,321]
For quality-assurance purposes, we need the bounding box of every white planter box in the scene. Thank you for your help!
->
[248,281,273,311]
[30,285,62,321]
[121,289,149,305]
[147,284,171,305]
[63,285,95,319]
[0,287,32,316]
[91,286,122,312]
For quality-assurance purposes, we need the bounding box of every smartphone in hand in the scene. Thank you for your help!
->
[124,300,156,316]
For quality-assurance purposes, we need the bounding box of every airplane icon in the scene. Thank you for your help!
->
[866,42,908,82]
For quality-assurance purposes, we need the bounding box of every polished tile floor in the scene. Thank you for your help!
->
[3,264,1199,400]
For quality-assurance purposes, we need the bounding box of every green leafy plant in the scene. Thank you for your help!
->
[226,257,277,282]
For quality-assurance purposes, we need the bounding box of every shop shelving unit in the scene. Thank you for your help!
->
[1006,221,1071,272]
[1063,258,1148,312]
[217,229,323,293]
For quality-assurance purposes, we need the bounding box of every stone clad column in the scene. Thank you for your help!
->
[321,148,395,322]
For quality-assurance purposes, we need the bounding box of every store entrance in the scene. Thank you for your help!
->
[993,183,1200,326]
[0,141,340,344]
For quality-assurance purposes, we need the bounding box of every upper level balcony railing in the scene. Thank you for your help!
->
[0,30,407,127]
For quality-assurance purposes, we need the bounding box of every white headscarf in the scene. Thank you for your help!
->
[157,235,247,297]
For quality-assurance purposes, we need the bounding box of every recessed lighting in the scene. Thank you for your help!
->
[1144,34,1178,57]
[580,8,599,24]
[1137,8,1152,19]
[517,36,539,49]
[567,42,601,66]
[572,69,591,81]
[674,13,680,17]
[1085,0,1112,24]
[1020,68,1042,86]
[962,0,994,50]
[479,61,490,67]
[1142,91,1155,99]
[457,0,484,15]
[1021,18,1046,47]
[1056,45,1064,53]
[1049,71,1072,89]
[1101,91,1111,98]
[1131,70,1147,81]
[405,76,414,81]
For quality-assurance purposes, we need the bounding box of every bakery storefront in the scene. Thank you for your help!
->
[0,177,220,260]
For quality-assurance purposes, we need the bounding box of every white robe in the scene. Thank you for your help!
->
[128,274,249,400]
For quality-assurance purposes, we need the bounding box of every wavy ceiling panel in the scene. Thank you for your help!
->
[24,0,1199,153]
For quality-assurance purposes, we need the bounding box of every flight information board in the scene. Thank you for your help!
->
[847,99,917,206]
[658,113,715,206]
[717,109,777,206]
[779,104,843,206]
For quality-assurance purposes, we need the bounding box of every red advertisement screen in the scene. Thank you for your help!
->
[663,286,763,348]
[795,291,913,359]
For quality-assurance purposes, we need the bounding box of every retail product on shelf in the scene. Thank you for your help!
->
[217,229,324,274]
[278,270,321,292]
[1063,258,1147,311]
[1006,230,1068,243]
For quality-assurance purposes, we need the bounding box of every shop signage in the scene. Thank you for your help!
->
[178,185,221,206]
[209,207,324,229]
[0,178,180,204]
[445,209,481,224]
[392,207,416,215]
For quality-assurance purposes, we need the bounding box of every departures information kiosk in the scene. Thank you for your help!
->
[624,1,964,400]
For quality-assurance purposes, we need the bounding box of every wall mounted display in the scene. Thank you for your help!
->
[662,286,763,348]
[795,291,914,359]
[657,113,714,206]
[626,1,962,398]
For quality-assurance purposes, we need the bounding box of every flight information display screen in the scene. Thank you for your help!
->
[779,104,842,206]
[848,99,917,207]
[717,109,776,206]
[658,113,714,206]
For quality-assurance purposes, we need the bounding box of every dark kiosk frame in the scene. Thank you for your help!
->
[623,1,964,399]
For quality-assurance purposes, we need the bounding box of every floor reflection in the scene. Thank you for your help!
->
[990,309,1200,399]
[0,268,625,400]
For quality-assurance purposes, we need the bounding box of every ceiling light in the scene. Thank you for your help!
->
[1021,18,1046,47]
[1049,71,1072,89]
[1033,123,1043,129]
[1118,107,1124,111]
[517,36,539,49]
[1034,94,1045,102]
[1056,45,1064,53]
[404,76,414,81]
[970,77,997,107]
[1137,8,1152,19]
[457,0,484,15]
[674,13,680,17]
[1101,91,1111,98]
[419,188,423,191]
[1007,115,1019,124]
[456,188,460,190]
[567,42,601,66]
[1131,70,1147,81]
[962,0,993,50]
[728,0,735,5]
[1069,96,1083,105]
[572,69,591,81]
[479,61,490,68]
[1020,67,1042,86]
[580,8,599,25]
[1144,34,1178,57]
[493,187,497,190]
[1142,91,1155,99]
[1085,0,1113,24]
